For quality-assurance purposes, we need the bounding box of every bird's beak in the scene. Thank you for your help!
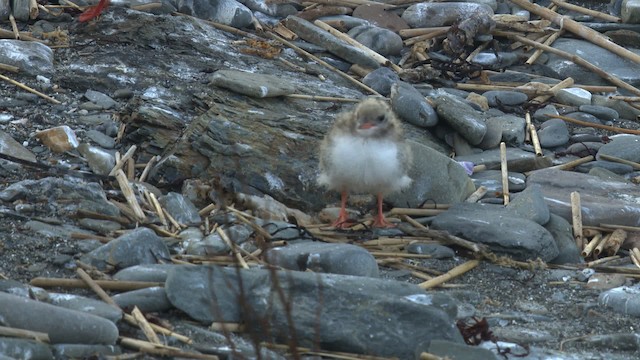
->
[358,122,376,129]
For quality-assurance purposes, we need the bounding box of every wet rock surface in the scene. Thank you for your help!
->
[1,2,640,360]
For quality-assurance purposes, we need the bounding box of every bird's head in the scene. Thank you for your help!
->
[351,98,396,138]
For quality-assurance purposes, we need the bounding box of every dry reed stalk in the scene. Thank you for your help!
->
[389,208,445,216]
[525,113,543,157]
[138,155,159,182]
[76,268,121,309]
[581,233,602,258]
[598,154,640,170]
[455,83,549,96]
[123,313,193,344]
[600,223,640,232]
[419,259,480,289]
[314,20,403,72]
[404,28,449,46]
[115,169,147,221]
[500,142,509,204]
[510,0,638,63]
[30,277,162,290]
[571,192,583,249]
[508,34,640,96]
[550,0,620,23]
[604,229,627,256]
[585,255,621,267]
[267,32,381,96]
[209,322,244,332]
[109,145,137,176]
[120,337,219,359]
[526,29,565,65]
[70,232,113,243]
[399,26,450,38]
[548,114,640,135]
[594,233,611,257]
[631,248,640,268]
[285,94,361,102]
[9,15,19,39]
[465,186,487,203]
[0,73,60,104]
[0,325,49,342]
[530,76,574,105]
[217,227,249,269]
[132,306,162,344]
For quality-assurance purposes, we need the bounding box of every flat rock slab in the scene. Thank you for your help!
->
[210,70,297,98]
[165,265,463,358]
[431,202,559,261]
[0,292,119,344]
[527,169,640,227]
[264,240,379,277]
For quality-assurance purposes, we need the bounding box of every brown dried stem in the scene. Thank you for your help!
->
[550,0,621,23]
[500,142,509,205]
[30,277,162,290]
[547,114,640,135]
[0,73,60,104]
[0,325,50,342]
[419,259,480,289]
[131,306,162,344]
[571,191,584,250]
[76,268,121,309]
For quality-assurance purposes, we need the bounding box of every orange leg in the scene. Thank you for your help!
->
[331,191,354,229]
[372,193,394,228]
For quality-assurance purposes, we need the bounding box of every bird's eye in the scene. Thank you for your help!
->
[375,114,385,123]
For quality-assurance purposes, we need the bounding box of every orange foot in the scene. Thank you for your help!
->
[372,213,396,228]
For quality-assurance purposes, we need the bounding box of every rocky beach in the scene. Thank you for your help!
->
[1,0,640,359]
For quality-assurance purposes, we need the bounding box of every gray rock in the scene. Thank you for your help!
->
[433,94,487,145]
[579,105,619,121]
[85,129,116,149]
[470,51,518,70]
[0,177,119,216]
[391,82,438,128]
[622,0,640,23]
[506,185,550,225]
[0,40,53,76]
[0,338,53,360]
[77,143,116,176]
[547,38,640,88]
[264,240,379,277]
[406,243,456,259]
[113,264,178,282]
[48,293,123,323]
[158,192,201,226]
[486,114,526,146]
[527,169,640,227]
[478,116,503,149]
[236,0,297,17]
[483,90,528,107]
[564,111,603,125]
[545,214,583,265]
[0,130,36,162]
[77,218,122,234]
[599,285,640,317]
[533,104,559,121]
[402,3,494,28]
[554,87,592,106]
[177,0,253,28]
[593,94,640,120]
[456,147,553,173]
[112,287,173,313]
[566,141,604,157]
[575,160,634,174]
[0,292,118,344]
[589,167,631,182]
[84,89,117,110]
[391,140,476,207]
[285,16,381,69]
[431,203,559,261]
[597,135,640,162]
[0,0,10,21]
[362,67,399,96]
[348,25,403,56]
[165,265,464,358]
[210,70,296,98]
[80,227,171,271]
[537,119,570,148]
[471,170,526,194]
[52,344,121,359]
[426,339,499,360]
